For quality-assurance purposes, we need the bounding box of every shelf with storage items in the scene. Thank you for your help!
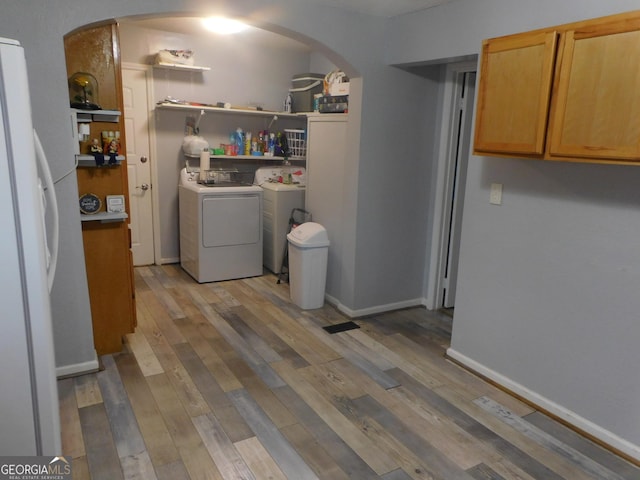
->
[153,62,211,72]
[474,10,640,165]
[73,108,121,123]
[76,155,125,167]
[185,153,298,161]
[156,101,305,119]
[158,102,308,162]
[65,21,136,355]
[72,108,125,166]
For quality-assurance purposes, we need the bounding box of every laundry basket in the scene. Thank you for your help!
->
[284,129,306,159]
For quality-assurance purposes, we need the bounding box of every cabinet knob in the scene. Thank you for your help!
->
[137,183,150,191]
[140,156,148,163]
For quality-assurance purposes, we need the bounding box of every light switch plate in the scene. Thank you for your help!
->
[490,183,502,205]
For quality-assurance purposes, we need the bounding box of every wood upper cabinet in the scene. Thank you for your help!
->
[474,10,640,165]
[474,31,558,155]
[548,18,640,161]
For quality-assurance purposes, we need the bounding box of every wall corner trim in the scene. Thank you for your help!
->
[56,352,100,379]
[327,295,425,318]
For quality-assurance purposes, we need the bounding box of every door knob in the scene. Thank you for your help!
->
[137,183,150,191]
[140,156,148,163]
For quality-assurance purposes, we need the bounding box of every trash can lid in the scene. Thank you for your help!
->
[287,222,330,248]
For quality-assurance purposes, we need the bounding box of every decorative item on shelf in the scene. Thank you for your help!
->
[88,137,106,166]
[106,195,125,213]
[101,131,120,165]
[79,193,102,215]
[69,72,101,110]
[90,138,102,154]
[102,131,121,154]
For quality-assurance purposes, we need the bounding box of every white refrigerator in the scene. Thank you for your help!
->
[0,37,61,455]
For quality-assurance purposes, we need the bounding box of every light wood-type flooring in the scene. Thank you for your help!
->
[59,265,640,479]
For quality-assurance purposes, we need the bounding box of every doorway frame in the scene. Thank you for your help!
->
[122,62,162,265]
[425,59,477,310]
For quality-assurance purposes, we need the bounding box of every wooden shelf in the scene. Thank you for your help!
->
[154,62,210,72]
[77,155,125,167]
[73,108,121,123]
[80,211,128,223]
[156,102,305,119]
[184,153,304,161]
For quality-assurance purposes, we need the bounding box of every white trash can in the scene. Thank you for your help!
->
[287,222,330,309]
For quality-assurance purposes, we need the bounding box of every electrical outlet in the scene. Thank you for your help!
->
[490,183,503,205]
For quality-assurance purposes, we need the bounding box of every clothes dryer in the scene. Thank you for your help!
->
[179,168,263,282]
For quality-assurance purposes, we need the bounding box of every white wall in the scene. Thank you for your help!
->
[387,0,640,460]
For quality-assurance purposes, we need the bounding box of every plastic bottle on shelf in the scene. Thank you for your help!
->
[199,148,209,182]
[283,160,292,184]
[235,128,244,156]
[284,93,292,113]
[244,132,252,155]
[268,133,275,156]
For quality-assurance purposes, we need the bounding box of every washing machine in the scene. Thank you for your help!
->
[179,168,263,283]
[254,166,306,273]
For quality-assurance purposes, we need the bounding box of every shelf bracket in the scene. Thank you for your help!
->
[194,109,205,134]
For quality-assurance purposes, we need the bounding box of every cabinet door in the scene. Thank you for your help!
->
[474,31,558,155]
[549,20,640,161]
[82,221,135,355]
[306,116,347,298]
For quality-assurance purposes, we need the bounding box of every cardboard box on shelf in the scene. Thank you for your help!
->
[329,82,349,96]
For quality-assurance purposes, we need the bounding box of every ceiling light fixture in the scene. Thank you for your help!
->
[202,17,249,34]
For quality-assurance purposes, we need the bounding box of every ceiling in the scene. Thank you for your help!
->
[119,17,313,51]
[119,0,456,52]
[317,0,456,18]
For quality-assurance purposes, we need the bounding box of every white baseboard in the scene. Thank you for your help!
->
[158,256,180,265]
[56,353,100,379]
[446,347,640,462]
[325,294,425,318]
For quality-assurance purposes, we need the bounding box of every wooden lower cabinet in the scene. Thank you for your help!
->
[81,220,136,355]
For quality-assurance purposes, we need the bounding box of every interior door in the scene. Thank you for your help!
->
[122,67,154,265]
[443,71,476,308]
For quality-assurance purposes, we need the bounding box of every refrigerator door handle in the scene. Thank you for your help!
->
[33,130,59,292]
